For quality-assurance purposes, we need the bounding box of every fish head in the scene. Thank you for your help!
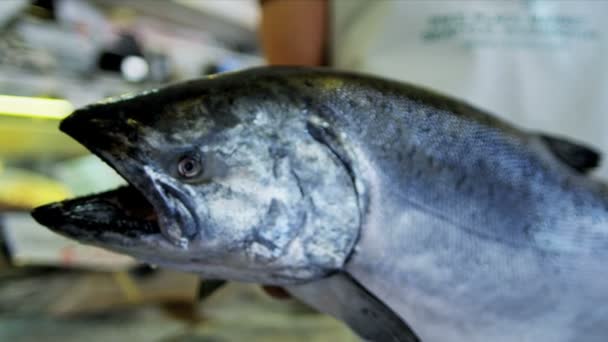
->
[32,70,360,284]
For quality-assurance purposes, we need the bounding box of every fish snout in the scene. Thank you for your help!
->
[60,106,141,152]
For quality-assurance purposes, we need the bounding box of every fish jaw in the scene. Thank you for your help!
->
[30,186,215,277]
[31,186,161,247]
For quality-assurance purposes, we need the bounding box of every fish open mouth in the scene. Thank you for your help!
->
[32,165,200,248]
[31,185,162,241]
[31,101,203,247]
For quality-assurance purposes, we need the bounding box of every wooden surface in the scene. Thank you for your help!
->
[0,267,358,341]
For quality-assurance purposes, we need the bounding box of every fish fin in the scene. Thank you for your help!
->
[539,134,601,174]
[197,279,226,301]
[286,272,419,342]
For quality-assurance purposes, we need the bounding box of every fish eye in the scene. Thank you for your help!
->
[177,154,202,179]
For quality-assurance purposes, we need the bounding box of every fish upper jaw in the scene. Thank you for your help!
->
[59,104,203,249]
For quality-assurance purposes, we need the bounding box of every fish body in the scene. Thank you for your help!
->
[33,67,608,341]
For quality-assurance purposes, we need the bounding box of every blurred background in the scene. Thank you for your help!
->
[2,0,607,340]
[0,0,355,341]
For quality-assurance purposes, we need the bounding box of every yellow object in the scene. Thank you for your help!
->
[0,95,74,120]
[0,168,72,208]
[0,117,87,158]
[113,271,143,303]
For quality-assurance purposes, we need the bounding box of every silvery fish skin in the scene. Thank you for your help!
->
[32,67,608,341]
